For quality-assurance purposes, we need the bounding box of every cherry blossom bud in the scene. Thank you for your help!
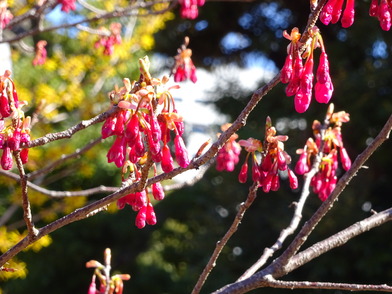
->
[0,94,11,118]
[331,0,344,24]
[341,0,355,28]
[260,153,273,172]
[125,114,140,143]
[252,161,261,182]
[238,162,248,183]
[288,169,298,189]
[262,173,273,193]
[294,89,312,113]
[340,147,351,171]
[271,174,280,191]
[135,206,147,229]
[281,54,293,84]
[161,144,174,173]
[277,150,288,171]
[174,135,189,168]
[295,151,309,175]
[114,111,125,135]
[20,148,29,164]
[1,146,12,170]
[369,0,379,16]
[149,114,161,142]
[87,276,97,294]
[152,182,165,201]
[320,0,336,25]
[102,116,116,139]
[379,0,391,31]
[146,203,157,225]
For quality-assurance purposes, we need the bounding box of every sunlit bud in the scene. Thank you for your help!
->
[341,0,355,28]
[260,153,273,172]
[8,129,21,151]
[340,147,351,171]
[238,162,248,183]
[152,182,165,201]
[294,89,312,113]
[288,169,298,189]
[270,174,280,191]
[114,111,125,135]
[281,54,293,84]
[1,146,12,170]
[379,0,391,31]
[300,57,314,96]
[295,151,309,175]
[369,0,379,16]
[125,114,140,143]
[320,0,336,24]
[331,0,344,24]
[277,150,288,171]
[262,173,273,193]
[149,114,161,142]
[174,135,189,168]
[146,203,157,225]
[102,116,116,139]
[251,159,261,182]
[20,148,29,164]
[135,206,147,229]
[161,144,174,173]
[88,276,98,294]
[0,93,11,118]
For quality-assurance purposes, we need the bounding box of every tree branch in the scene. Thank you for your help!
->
[192,182,259,294]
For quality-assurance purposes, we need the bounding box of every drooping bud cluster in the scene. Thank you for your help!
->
[295,104,351,201]
[94,23,122,56]
[0,0,13,29]
[102,56,190,228]
[178,0,205,19]
[58,0,76,13]
[216,123,241,172]
[86,248,130,294]
[281,27,333,113]
[230,117,298,192]
[32,40,47,66]
[369,0,392,31]
[0,71,31,170]
[319,0,355,28]
[172,37,197,83]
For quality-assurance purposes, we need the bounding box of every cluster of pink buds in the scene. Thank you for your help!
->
[86,248,130,294]
[172,37,197,83]
[94,23,122,56]
[58,0,76,13]
[369,0,392,31]
[178,0,205,19]
[295,104,351,201]
[0,71,31,170]
[234,117,298,192]
[216,123,241,172]
[319,0,355,28]
[32,40,47,66]
[281,27,334,113]
[0,0,13,29]
[102,56,190,228]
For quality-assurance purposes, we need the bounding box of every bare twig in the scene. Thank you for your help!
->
[192,182,259,294]
[13,152,38,238]
[27,137,103,180]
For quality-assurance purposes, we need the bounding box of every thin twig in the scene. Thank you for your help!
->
[13,151,38,238]
[266,277,392,292]
[27,137,103,180]
[192,182,259,294]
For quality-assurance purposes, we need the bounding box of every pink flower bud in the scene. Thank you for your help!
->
[238,162,248,183]
[369,0,379,16]
[379,0,391,31]
[107,136,126,168]
[252,161,261,182]
[281,54,293,84]
[20,148,29,164]
[340,147,352,171]
[152,182,165,201]
[261,153,273,172]
[114,111,125,135]
[331,0,344,24]
[295,152,309,175]
[341,0,355,28]
[125,114,140,143]
[135,206,147,229]
[262,173,273,193]
[149,114,161,142]
[8,129,21,151]
[1,147,12,170]
[277,150,288,171]
[271,174,280,191]
[87,276,97,294]
[288,169,298,190]
[320,0,336,25]
[294,89,312,113]
[315,80,333,104]
[174,135,189,168]
[161,145,174,173]
[102,116,116,139]
[300,58,314,96]
[146,203,157,225]
[0,94,11,118]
